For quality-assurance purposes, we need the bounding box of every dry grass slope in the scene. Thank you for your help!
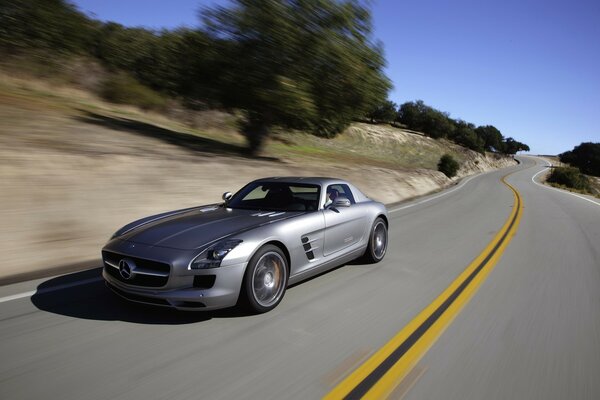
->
[0,73,515,280]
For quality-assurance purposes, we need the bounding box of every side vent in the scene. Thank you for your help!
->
[301,236,317,261]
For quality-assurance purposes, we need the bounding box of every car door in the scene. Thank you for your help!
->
[323,184,367,257]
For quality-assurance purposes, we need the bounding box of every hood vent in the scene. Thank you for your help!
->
[251,211,287,218]
[199,206,218,213]
[251,211,285,218]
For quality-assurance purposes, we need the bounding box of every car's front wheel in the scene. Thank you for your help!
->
[363,217,388,263]
[240,244,289,313]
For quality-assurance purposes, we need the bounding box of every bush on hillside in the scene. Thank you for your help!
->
[99,73,166,111]
[547,167,591,191]
[438,154,459,178]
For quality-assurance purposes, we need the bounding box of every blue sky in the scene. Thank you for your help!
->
[72,0,600,155]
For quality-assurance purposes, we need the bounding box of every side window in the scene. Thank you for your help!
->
[325,184,356,205]
[290,185,320,211]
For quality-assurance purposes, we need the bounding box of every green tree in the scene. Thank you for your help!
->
[201,0,391,154]
[438,154,459,178]
[396,100,454,139]
[503,137,530,155]
[475,125,504,152]
[396,100,427,132]
[424,108,454,139]
[396,100,532,155]
[94,24,160,81]
[92,23,222,103]
[0,0,98,54]
[159,30,220,101]
[559,142,600,177]
[451,120,484,153]
[366,100,397,123]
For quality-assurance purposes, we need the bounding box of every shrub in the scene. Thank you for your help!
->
[547,167,591,191]
[438,154,459,178]
[310,117,351,139]
[99,73,166,111]
[559,142,600,177]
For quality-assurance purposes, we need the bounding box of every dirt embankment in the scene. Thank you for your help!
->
[0,78,515,282]
[0,136,514,282]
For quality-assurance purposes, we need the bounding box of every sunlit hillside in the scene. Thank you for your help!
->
[0,72,514,281]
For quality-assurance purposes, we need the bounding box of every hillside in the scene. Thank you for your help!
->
[0,73,515,281]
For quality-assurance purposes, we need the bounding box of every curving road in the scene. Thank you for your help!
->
[1,156,599,399]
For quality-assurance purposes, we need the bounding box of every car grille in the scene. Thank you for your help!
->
[102,250,170,288]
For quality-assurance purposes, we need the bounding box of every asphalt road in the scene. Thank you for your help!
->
[1,156,599,399]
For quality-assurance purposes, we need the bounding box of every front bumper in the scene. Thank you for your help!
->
[103,262,247,311]
[102,240,247,311]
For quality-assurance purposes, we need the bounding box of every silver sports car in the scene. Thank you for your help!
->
[102,177,388,312]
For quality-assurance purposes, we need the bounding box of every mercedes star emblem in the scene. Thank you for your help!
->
[118,259,135,280]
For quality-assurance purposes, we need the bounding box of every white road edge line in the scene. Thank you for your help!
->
[0,277,102,304]
[530,158,600,207]
[389,173,481,213]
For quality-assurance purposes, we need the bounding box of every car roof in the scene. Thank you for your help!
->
[252,177,348,186]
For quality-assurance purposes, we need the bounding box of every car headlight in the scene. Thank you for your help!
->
[190,239,243,269]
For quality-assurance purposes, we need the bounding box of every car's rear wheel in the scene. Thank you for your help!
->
[240,244,289,313]
[363,217,388,263]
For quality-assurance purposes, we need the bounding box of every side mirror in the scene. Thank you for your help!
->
[332,196,351,208]
[222,192,233,202]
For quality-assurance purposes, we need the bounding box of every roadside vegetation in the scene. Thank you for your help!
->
[100,72,167,111]
[378,100,528,154]
[547,167,591,192]
[0,74,502,171]
[0,0,529,156]
[438,154,460,178]
[546,142,600,197]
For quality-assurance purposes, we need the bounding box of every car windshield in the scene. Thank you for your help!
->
[227,182,320,212]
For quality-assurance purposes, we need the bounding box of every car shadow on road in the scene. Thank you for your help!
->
[31,267,252,325]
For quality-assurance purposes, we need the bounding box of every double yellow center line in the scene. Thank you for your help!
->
[325,174,524,399]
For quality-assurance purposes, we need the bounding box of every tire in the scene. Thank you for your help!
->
[362,217,388,263]
[240,244,289,313]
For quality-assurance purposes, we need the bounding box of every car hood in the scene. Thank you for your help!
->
[118,206,300,250]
